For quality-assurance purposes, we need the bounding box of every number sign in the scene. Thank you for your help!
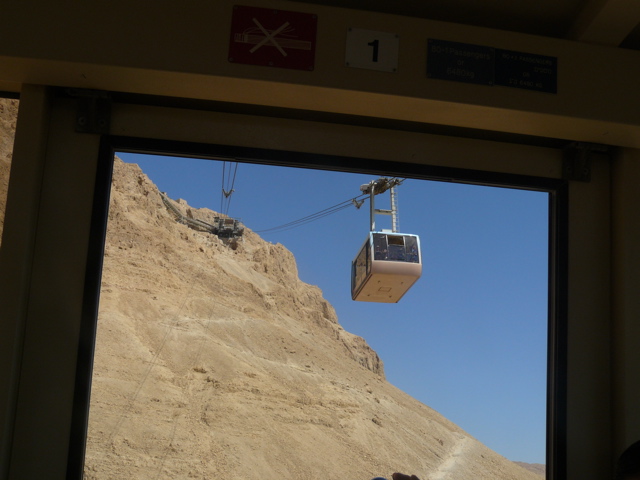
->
[345,28,399,72]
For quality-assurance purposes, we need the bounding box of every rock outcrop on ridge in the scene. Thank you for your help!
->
[0,98,542,480]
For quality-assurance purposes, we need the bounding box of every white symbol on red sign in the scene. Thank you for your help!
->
[229,6,317,71]
[234,18,313,57]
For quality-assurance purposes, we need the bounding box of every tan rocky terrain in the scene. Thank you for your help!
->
[0,98,18,242]
[1,97,543,479]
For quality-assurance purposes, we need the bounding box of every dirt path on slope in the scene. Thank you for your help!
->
[429,432,470,480]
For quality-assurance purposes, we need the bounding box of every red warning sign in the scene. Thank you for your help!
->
[228,5,317,71]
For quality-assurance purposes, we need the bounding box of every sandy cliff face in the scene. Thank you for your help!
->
[0,97,542,479]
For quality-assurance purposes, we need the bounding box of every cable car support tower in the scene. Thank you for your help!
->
[360,177,403,233]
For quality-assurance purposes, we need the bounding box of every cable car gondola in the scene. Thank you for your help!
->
[351,178,422,303]
[352,231,422,302]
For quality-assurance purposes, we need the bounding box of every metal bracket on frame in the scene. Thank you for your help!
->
[68,88,111,134]
[562,142,609,182]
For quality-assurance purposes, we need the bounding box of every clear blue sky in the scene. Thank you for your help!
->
[116,152,549,465]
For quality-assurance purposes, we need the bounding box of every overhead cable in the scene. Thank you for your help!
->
[220,161,239,216]
[255,193,369,234]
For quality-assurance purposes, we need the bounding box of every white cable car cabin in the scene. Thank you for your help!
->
[351,177,422,303]
[351,231,422,303]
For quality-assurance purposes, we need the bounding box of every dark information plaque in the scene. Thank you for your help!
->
[495,49,557,93]
[427,39,558,94]
[427,39,494,86]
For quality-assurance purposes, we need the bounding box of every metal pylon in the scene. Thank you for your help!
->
[390,185,399,233]
[362,178,402,233]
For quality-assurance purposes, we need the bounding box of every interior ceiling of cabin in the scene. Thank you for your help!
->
[292,0,640,50]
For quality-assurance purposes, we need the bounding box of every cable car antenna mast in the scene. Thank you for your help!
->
[360,177,403,233]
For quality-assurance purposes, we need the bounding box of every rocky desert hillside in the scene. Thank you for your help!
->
[0,97,543,479]
[0,98,18,242]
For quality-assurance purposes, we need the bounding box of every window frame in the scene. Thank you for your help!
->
[71,132,568,478]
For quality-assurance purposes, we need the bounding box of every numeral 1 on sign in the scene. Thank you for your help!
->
[367,39,379,62]
[345,28,399,72]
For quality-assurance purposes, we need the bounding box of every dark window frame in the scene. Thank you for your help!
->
[71,133,568,480]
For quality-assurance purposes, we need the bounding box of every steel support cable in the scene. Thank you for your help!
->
[221,161,231,215]
[152,296,219,480]
[255,178,403,234]
[255,204,353,233]
[107,271,199,443]
[221,161,239,216]
[255,193,369,233]
[224,162,239,216]
[220,162,226,214]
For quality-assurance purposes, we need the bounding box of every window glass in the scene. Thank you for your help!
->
[373,233,388,260]
[404,236,420,263]
[86,153,549,479]
[373,234,420,263]
[387,235,405,261]
[353,239,369,294]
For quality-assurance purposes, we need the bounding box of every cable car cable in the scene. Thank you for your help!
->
[255,193,369,233]
[255,195,368,233]
[220,161,239,216]
[222,162,232,215]
[220,161,227,213]
[225,162,239,216]
[254,179,405,234]
[255,203,353,233]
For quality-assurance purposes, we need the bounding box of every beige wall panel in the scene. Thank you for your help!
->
[1,95,101,479]
[565,154,612,479]
[1,1,640,145]
[0,86,51,478]
[111,104,563,179]
[612,148,640,457]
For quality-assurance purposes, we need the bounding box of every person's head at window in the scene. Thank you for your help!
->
[616,440,640,480]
